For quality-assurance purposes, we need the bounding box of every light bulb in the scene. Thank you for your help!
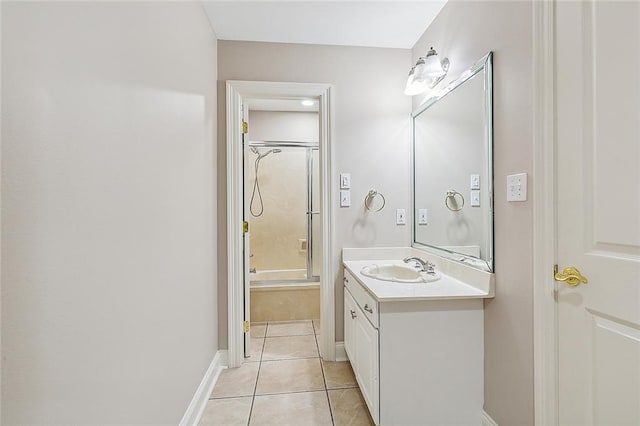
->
[414,47,446,82]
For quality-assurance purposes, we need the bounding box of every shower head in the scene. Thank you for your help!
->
[258,148,281,159]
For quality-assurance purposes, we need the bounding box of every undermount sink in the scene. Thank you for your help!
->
[360,263,440,283]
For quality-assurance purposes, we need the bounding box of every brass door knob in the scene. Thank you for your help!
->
[554,266,588,287]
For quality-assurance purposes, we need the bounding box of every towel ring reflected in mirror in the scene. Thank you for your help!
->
[365,189,386,212]
[445,190,464,212]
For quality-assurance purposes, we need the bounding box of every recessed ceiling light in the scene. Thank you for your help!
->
[301,99,315,107]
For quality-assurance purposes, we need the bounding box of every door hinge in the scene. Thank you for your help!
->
[243,321,250,333]
[243,221,249,233]
[242,121,248,134]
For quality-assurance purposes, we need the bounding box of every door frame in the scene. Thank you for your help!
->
[532,1,558,424]
[226,80,335,368]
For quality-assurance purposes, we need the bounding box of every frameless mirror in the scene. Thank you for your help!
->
[412,52,493,272]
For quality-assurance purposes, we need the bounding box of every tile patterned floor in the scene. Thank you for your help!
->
[199,320,374,426]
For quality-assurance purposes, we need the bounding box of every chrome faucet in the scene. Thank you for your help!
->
[403,257,436,274]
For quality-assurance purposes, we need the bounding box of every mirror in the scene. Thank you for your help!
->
[412,52,493,272]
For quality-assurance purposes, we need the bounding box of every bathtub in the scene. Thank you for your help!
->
[249,274,320,321]
[249,268,311,283]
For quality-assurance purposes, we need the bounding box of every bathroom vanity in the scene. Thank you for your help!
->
[342,247,494,425]
[343,52,495,425]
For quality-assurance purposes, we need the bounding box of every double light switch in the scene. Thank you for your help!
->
[340,173,351,207]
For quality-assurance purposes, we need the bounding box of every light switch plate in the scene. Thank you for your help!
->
[340,190,351,207]
[396,209,406,225]
[340,173,351,189]
[418,209,428,225]
[470,174,480,190]
[470,190,481,207]
[507,173,527,202]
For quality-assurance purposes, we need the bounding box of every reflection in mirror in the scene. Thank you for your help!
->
[412,53,493,272]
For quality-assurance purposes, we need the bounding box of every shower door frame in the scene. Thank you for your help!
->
[226,81,335,368]
[247,140,320,285]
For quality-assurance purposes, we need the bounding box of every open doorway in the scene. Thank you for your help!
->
[244,107,320,323]
[226,81,335,368]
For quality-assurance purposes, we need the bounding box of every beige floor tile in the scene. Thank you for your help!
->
[199,396,252,426]
[251,323,266,338]
[322,360,358,389]
[210,362,259,399]
[255,358,325,395]
[328,388,375,426]
[246,338,264,362]
[266,320,314,337]
[250,391,332,426]
[312,319,320,335]
[262,335,318,360]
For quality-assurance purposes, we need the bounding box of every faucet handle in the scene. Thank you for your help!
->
[425,261,436,274]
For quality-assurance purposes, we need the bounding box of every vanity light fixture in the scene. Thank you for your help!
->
[404,65,427,96]
[404,46,450,96]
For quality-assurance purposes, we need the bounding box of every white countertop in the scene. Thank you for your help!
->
[342,247,494,302]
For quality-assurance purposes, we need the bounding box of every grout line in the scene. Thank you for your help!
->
[253,388,328,398]
[314,324,335,426]
[260,355,320,362]
[209,394,254,401]
[264,333,316,338]
[246,329,266,426]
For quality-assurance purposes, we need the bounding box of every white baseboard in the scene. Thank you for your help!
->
[179,350,228,426]
[335,341,348,362]
[481,410,498,426]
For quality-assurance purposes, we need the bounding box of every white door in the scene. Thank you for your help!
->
[556,1,640,424]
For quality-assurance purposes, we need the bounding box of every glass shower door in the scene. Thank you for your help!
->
[309,148,321,278]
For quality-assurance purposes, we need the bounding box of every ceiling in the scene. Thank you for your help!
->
[202,1,447,49]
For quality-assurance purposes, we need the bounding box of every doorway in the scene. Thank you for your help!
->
[226,81,335,368]
[245,108,321,324]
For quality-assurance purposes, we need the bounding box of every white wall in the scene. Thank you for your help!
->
[412,2,534,424]
[0,1,3,419]
[1,3,218,423]
[218,41,412,346]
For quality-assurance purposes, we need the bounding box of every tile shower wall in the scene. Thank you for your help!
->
[247,111,318,273]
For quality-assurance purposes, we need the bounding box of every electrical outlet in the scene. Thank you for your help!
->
[418,209,428,225]
[396,209,406,225]
[470,190,481,207]
[507,173,527,202]
[340,190,351,207]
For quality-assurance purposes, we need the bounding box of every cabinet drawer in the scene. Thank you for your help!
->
[344,269,378,329]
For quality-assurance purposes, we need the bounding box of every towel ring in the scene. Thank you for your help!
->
[365,189,386,212]
[445,190,464,212]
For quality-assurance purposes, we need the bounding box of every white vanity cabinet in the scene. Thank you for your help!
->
[344,272,379,425]
[343,267,485,426]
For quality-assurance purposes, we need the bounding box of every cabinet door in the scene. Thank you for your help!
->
[344,287,358,365]
[355,310,379,425]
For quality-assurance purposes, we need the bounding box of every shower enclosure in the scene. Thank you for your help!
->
[246,141,320,284]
